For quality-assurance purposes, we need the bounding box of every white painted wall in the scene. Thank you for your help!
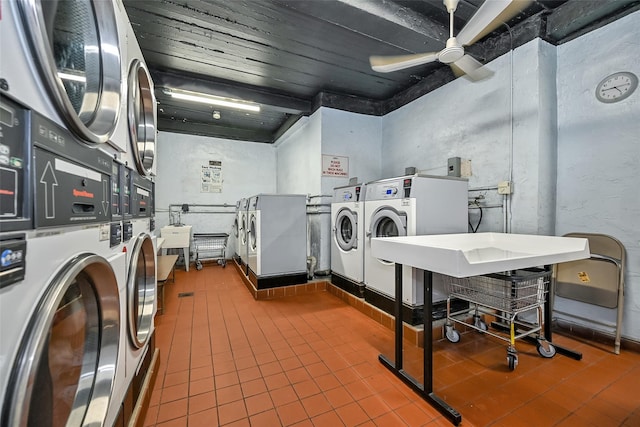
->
[554,11,640,340]
[381,39,557,235]
[319,108,382,194]
[155,131,276,256]
[276,113,322,195]
[274,108,382,273]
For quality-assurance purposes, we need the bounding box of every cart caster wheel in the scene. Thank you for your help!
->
[445,326,460,343]
[222,261,226,268]
[536,341,556,358]
[507,353,518,371]
[474,316,488,331]
[196,262,203,271]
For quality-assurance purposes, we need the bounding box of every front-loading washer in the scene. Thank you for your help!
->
[232,198,245,260]
[0,0,124,147]
[246,194,308,288]
[363,175,468,324]
[331,183,366,297]
[238,197,250,272]
[0,228,124,427]
[0,107,126,426]
[122,170,157,410]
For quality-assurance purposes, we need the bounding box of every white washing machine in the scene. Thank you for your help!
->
[0,228,125,427]
[363,175,468,323]
[233,198,245,260]
[330,184,366,297]
[123,172,157,390]
[246,194,308,288]
[238,198,250,271]
[0,0,124,148]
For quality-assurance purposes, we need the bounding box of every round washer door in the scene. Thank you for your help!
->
[127,234,156,349]
[17,0,122,144]
[2,254,119,427]
[249,214,257,251]
[335,208,358,251]
[370,208,407,264]
[233,217,239,238]
[240,214,247,245]
[128,59,157,176]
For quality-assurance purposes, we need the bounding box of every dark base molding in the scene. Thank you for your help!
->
[330,273,365,298]
[553,318,640,354]
[248,269,308,289]
[363,287,469,326]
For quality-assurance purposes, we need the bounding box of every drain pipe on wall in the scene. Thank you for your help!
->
[307,195,332,278]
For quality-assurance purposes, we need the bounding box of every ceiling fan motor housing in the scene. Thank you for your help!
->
[439,37,464,63]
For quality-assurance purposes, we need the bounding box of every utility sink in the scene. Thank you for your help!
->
[371,232,590,278]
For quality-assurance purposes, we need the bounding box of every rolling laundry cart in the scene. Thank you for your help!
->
[443,268,555,371]
[193,233,228,270]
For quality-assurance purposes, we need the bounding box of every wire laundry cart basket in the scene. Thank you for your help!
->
[193,233,228,270]
[442,268,555,370]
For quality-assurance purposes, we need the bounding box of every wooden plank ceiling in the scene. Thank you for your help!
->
[123,0,639,143]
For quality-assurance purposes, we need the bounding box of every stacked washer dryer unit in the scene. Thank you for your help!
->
[246,194,308,288]
[363,175,468,324]
[116,8,159,426]
[0,1,130,425]
[330,184,366,297]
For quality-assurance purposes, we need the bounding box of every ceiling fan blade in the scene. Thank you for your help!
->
[449,63,466,78]
[370,52,439,73]
[452,54,494,81]
[457,0,532,46]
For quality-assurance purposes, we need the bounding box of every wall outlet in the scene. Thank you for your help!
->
[498,181,512,195]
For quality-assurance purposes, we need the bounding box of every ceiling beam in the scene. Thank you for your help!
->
[277,0,448,53]
[157,118,275,143]
[151,68,312,115]
[546,0,639,42]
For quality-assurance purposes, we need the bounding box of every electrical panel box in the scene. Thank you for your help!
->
[448,157,461,177]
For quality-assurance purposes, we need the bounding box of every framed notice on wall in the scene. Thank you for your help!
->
[322,154,348,177]
[201,160,222,193]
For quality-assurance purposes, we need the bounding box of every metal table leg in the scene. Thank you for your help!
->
[378,264,462,426]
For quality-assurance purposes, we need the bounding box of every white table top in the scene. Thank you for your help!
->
[371,232,590,278]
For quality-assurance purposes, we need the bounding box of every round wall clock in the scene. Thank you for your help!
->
[595,71,638,103]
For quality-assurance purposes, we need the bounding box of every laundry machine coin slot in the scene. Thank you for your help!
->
[122,220,133,242]
[0,234,27,288]
[110,222,122,248]
[71,203,96,214]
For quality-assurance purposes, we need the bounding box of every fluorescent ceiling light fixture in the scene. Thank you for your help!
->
[57,71,87,83]
[165,88,260,112]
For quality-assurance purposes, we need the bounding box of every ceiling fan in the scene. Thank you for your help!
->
[369,0,531,81]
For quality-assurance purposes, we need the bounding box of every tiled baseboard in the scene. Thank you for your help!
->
[233,259,326,299]
[553,318,640,354]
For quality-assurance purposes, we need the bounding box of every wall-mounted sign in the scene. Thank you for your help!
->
[201,160,222,193]
[322,154,348,177]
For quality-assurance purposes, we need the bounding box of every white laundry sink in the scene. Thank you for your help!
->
[371,232,590,278]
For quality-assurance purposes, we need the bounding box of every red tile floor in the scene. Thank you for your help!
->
[144,264,640,427]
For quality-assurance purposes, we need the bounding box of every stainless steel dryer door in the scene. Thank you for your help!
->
[17,0,122,144]
[127,233,156,349]
[2,254,119,427]
[335,208,358,251]
[128,59,157,176]
[369,207,407,264]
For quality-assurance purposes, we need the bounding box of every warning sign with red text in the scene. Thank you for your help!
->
[322,155,348,177]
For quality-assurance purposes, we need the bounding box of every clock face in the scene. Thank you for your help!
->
[596,72,638,103]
